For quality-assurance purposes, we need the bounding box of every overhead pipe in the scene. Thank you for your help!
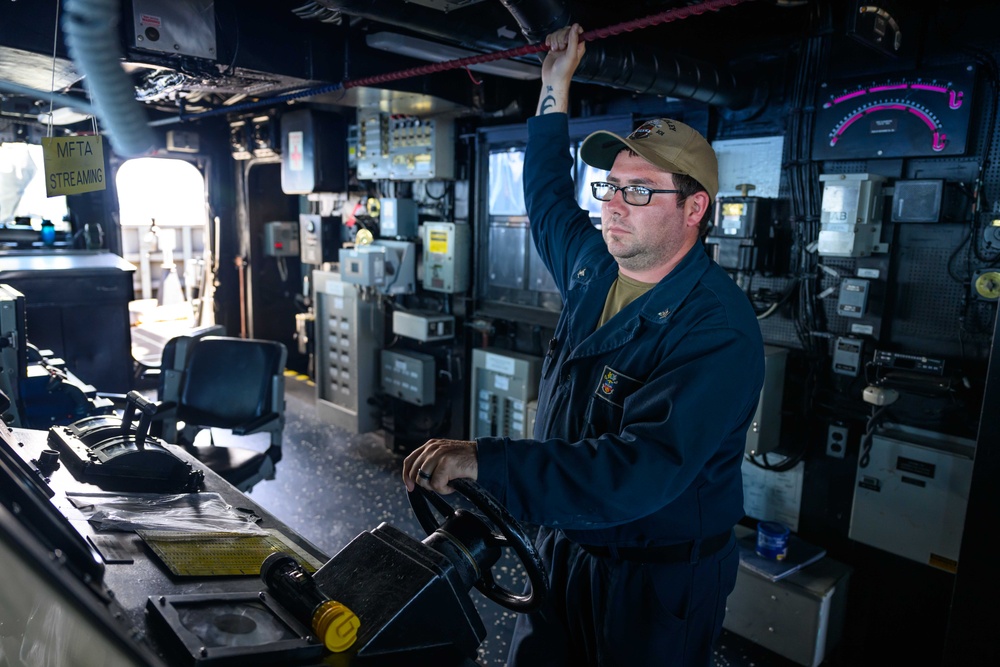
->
[501,0,763,109]
[314,0,537,53]
[497,0,572,45]
[317,0,764,110]
[155,0,766,126]
[573,40,755,108]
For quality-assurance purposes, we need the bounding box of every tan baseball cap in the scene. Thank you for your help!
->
[580,118,719,203]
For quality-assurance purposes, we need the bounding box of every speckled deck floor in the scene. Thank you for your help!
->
[242,375,805,667]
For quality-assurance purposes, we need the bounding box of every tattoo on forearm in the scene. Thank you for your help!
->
[540,94,556,113]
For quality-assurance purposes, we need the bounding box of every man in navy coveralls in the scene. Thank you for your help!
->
[404,23,765,667]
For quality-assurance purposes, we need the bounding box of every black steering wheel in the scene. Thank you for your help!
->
[408,478,547,612]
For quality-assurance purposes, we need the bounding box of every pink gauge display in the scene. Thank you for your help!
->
[812,65,975,160]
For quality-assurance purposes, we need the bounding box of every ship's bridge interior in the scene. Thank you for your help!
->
[1,1,999,666]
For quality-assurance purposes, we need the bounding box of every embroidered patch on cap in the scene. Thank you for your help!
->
[629,120,662,140]
[593,366,643,406]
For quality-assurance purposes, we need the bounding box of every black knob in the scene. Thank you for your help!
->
[36,449,60,475]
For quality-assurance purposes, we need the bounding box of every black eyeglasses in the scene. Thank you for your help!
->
[591,181,679,207]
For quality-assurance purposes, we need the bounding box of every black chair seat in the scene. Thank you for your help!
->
[155,335,288,491]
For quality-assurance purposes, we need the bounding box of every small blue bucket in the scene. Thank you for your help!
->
[756,521,789,560]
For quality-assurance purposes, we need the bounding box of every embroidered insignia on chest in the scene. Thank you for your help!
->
[600,369,619,395]
[577,268,587,278]
[593,365,644,407]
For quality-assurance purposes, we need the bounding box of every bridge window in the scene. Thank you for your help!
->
[116,157,207,304]
[0,142,69,230]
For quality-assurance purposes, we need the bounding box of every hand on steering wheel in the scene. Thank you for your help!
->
[408,478,547,612]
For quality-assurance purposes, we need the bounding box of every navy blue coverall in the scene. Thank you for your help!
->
[474,114,766,666]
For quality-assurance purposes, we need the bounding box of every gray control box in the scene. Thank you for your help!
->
[832,337,862,376]
[422,222,470,293]
[380,198,418,238]
[299,214,339,265]
[132,0,216,60]
[392,310,455,342]
[381,349,435,406]
[836,278,869,318]
[339,247,384,286]
[263,221,299,257]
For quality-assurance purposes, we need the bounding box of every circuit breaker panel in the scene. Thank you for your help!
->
[356,110,454,181]
[470,348,541,439]
[313,270,379,434]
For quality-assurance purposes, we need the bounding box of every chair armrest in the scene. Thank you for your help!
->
[231,412,280,435]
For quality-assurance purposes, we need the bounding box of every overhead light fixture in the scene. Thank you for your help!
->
[366,32,540,81]
[37,106,92,126]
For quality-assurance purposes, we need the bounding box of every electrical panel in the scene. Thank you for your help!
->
[379,198,418,238]
[356,110,454,180]
[166,130,199,153]
[338,247,384,287]
[281,109,348,194]
[832,337,863,376]
[381,349,435,406]
[849,424,976,572]
[262,221,299,257]
[421,222,470,293]
[984,218,1000,250]
[313,271,380,434]
[890,179,944,222]
[299,214,339,265]
[745,346,788,456]
[392,310,455,342]
[818,173,886,257]
[229,120,252,160]
[470,348,541,440]
[836,278,869,318]
[706,196,774,272]
[356,110,390,179]
[229,114,280,160]
[339,241,416,295]
[131,0,216,60]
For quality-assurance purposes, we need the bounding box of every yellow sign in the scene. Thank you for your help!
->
[428,230,449,254]
[41,135,106,196]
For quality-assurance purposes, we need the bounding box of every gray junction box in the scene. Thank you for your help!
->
[381,349,435,406]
